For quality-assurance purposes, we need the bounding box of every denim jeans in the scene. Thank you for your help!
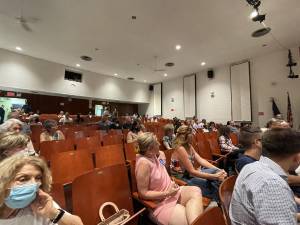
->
[183,168,221,201]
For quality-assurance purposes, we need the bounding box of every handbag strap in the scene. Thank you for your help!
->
[99,202,120,221]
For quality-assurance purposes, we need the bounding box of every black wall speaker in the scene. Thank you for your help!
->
[207,70,214,79]
[149,85,154,91]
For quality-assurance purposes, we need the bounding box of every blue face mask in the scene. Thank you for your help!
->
[5,183,39,209]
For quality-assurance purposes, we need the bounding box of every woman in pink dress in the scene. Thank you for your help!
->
[135,132,203,225]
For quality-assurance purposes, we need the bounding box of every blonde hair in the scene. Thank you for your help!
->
[164,124,174,135]
[0,132,30,160]
[137,132,157,155]
[173,125,192,149]
[0,155,52,205]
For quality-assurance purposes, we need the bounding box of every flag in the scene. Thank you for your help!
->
[287,92,293,127]
[272,98,281,117]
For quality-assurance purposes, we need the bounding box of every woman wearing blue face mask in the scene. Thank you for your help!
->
[0,155,83,225]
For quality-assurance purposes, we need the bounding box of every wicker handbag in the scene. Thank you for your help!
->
[98,202,130,225]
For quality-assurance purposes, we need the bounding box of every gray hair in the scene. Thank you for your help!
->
[0,119,23,132]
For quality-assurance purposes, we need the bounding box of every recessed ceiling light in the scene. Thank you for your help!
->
[175,45,181,50]
[114,73,118,76]
[164,73,168,77]
[201,62,206,66]
[76,64,80,67]
[250,10,258,19]
[16,46,22,51]
[143,80,147,82]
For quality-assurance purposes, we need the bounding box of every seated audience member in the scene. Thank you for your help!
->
[235,127,262,172]
[0,119,35,153]
[28,115,42,126]
[88,111,93,119]
[59,112,73,124]
[162,124,175,150]
[98,115,111,131]
[135,132,203,225]
[127,121,143,143]
[227,121,239,133]
[208,121,218,132]
[75,113,84,124]
[57,110,64,119]
[230,128,300,225]
[218,125,239,153]
[267,118,290,129]
[0,154,83,225]
[109,118,122,130]
[199,119,206,129]
[173,117,182,134]
[40,120,65,143]
[122,116,132,130]
[0,132,33,161]
[171,126,227,201]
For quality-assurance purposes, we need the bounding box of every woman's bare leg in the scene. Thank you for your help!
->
[178,186,203,224]
[169,204,188,225]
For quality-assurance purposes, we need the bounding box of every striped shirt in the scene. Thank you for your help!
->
[229,156,297,225]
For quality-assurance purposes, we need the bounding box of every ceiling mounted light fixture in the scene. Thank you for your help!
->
[164,73,168,77]
[201,62,206,66]
[175,45,181,50]
[16,46,22,51]
[251,27,271,37]
[80,55,93,61]
[114,73,118,76]
[76,64,80,67]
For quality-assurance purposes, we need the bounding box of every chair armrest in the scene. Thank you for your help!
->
[132,192,157,210]
[202,197,211,207]
[171,177,187,186]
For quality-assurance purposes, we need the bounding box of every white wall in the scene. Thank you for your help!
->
[251,47,300,128]
[162,77,184,119]
[196,66,232,123]
[141,46,300,128]
[0,48,150,103]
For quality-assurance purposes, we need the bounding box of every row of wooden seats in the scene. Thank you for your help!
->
[51,162,233,225]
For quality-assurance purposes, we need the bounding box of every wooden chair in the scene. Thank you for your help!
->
[50,183,66,209]
[95,144,125,169]
[219,175,237,225]
[39,139,74,162]
[102,134,123,146]
[50,151,94,185]
[124,142,137,162]
[75,136,101,153]
[108,129,123,135]
[72,165,140,225]
[191,207,226,225]
[230,133,239,146]
[195,140,225,166]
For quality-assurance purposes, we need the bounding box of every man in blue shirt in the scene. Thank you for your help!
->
[235,126,262,172]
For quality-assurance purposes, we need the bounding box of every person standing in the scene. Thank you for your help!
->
[0,105,5,124]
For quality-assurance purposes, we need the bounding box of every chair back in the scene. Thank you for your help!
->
[230,133,239,145]
[191,207,226,225]
[124,142,137,161]
[163,149,174,173]
[75,136,101,153]
[219,175,237,225]
[72,165,134,225]
[95,144,125,169]
[50,151,94,184]
[50,183,66,209]
[102,134,123,146]
[39,140,74,162]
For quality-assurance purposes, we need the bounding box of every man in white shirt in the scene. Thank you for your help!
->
[230,128,300,225]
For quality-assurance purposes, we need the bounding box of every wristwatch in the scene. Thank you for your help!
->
[50,208,65,224]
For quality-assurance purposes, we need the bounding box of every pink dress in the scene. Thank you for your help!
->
[136,155,181,225]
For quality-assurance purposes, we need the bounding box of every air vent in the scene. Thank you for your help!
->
[65,70,82,82]
[252,27,271,38]
[80,55,93,61]
[127,77,135,80]
[165,62,175,67]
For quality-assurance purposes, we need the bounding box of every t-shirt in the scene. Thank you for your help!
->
[0,202,63,225]
[236,155,257,172]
